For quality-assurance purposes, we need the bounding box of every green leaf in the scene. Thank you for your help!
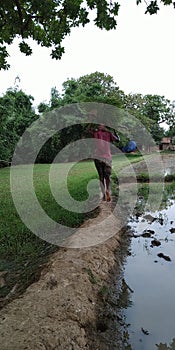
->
[51,45,65,59]
[0,45,10,70]
[162,0,173,5]
[145,1,160,14]
[19,41,33,55]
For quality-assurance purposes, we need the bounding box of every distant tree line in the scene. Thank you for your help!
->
[0,72,174,164]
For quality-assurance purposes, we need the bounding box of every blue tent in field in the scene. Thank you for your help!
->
[122,140,137,153]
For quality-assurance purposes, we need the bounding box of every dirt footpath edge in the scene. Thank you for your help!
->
[0,202,129,350]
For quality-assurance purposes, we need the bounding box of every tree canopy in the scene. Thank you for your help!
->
[0,87,37,161]
[0,0,175,70]
[0,71,175,163]
[61,72,124,106]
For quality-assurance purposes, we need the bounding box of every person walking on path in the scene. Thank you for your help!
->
[88,115,120,202]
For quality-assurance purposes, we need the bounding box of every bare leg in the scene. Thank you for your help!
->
[105,175,111,202]
[99,176,106,200]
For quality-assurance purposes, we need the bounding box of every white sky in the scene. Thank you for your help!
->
[0,0,175,107]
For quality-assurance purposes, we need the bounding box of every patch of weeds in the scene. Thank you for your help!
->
[134,183,175,215]
[111,175,119,199]
[125,153,143,160]
[98,284,117,307]
[96,319,109,332]
[124,345,132,350]
[137,172,149,182]
[123,330,132,350]
[98,284,110,300]
[117,279,133,309]
[137,184,149,199]
[83,267,98,285]
[164,182,175,199]
[133,184,149,216]
[160,150,175,154]
[0,251,54,308]
[164,174,175,182]
[136,172,163,182]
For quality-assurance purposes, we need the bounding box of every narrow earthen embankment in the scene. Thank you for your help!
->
[0,201,127,350]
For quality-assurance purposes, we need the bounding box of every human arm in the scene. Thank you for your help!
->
[110,130,120,143]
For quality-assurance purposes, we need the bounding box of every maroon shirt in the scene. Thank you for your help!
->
[92,129,119,160]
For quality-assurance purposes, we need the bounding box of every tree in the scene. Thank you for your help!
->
[141,94,172,125]
[0,88,37,161]
[0,0,175,70]
[165,101,175,139]
[35,72,124,163]
[50,87,62,109]
[122,93,154,135]
[123,93,172,143]
[38,72,123,110]
[166,100,175,136]
[0,0,120,70]
[62,71,124,106]
[38,87,62,113]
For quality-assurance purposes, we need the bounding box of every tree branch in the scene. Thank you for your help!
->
[14,0,24,37]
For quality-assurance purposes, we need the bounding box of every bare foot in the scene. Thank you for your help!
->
[106,191,111,202]
[102,194,106,201]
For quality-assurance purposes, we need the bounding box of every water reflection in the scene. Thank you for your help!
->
[118,184,175,350]
[156,338,175,350]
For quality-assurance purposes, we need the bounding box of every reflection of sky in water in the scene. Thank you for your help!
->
[124,200,175,350]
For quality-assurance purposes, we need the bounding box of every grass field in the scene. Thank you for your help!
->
[1,152,175,302]
[0,154,143,300]
[0,154,142,261]
[0,156,144,260]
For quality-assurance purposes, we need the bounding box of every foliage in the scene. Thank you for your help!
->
[0,0,120,70]
[0,0,175,69]
[156,338,175,350]
[123,93,172,143]
[141,94,172,125]
[122,93,153,130]
[1,71,175,164]
[61,71,124,106]
[165,100,175,138]
[0,87,37,161]
[32,103,85,163]
[123,93,172,125]
[36,72,124,163]
[150,122,165,143]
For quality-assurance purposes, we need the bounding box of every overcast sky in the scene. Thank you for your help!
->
[0,1,175,107]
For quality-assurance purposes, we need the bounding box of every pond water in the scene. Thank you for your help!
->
[122,197,175,349]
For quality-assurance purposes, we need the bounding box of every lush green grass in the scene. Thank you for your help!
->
[160,150,175,154]
[0,154,144,301]
[0,161,98,300]
[0,162,96,261]
[0,155,143,261]
[1,153,175,302]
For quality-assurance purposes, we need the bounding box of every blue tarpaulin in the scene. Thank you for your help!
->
[122,140,137,153]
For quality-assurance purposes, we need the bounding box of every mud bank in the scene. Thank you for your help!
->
[0,201,129,350]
